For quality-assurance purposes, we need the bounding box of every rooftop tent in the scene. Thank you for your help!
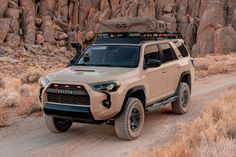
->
[99,17,167,33]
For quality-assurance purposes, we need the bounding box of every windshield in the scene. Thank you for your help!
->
[76,45,140,68]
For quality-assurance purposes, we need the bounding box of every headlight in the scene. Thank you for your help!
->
[39,77,50,87]
[90,81,120,92]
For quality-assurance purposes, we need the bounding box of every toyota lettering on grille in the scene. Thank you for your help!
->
[57,89,73,95]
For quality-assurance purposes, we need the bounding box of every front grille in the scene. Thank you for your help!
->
[46,84,90,106]
[47,93,90,105]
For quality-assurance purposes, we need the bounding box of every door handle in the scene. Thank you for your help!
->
[162,70,167,73]
[177,66,182,69]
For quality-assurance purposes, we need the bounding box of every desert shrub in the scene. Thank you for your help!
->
[17,83,41,115]
[195,54,236,78]
[133,89,236,157]
[21,67,45,84]
[0,90,21,107]
[0,105,8,127]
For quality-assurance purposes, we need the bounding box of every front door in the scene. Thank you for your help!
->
[144,44,168,104]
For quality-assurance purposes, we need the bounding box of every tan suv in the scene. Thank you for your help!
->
[39,32,195,140]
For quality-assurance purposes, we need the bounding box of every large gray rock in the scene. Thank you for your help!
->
[196,28,215,56]
[0,0,9,18]
[214,26,236,54]
[5,8,20,20]
[0,18,11,43]
[20,0,36,44]
[6,33,21,47]
[42,16,55,43]
[39,0,56,17]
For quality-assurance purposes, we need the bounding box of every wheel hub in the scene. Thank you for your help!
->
[130,108,141,132]
[182,90,189,108]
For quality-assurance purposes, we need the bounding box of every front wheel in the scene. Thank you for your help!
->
[171,82,191,114]
[115,98,145,140]
[44,115,72,133]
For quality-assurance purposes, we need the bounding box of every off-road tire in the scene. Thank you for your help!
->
[115,98,145,140]
[44,115,72,133]
[171,82,190,114]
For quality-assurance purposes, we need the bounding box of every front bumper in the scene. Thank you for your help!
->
[41,82,125,121]
[43,103,104,124]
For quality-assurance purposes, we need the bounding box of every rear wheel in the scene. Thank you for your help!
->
[171,82,190,114]
[44,115,72,133]
[115,98,145,140]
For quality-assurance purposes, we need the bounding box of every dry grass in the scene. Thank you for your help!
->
[21,67,45,84]
[195,53,236,78]
[0,105,8,127]
[133,89,236,157]
[0,76,42,126]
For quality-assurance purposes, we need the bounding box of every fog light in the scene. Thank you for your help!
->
[103,100,111,109]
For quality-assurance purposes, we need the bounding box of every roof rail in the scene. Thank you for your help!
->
[97,32,183,40]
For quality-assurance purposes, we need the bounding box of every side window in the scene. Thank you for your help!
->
[175,43,189,57]
[144,45,161,64]
[159,43,177,63]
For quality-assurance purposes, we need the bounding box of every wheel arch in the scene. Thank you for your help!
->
[176,71,192,93]
[115,85,147,118]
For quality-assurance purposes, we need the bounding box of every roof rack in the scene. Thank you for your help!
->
[95,32,183,44]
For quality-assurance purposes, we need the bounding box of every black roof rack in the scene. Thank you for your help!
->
[95,32,183,44]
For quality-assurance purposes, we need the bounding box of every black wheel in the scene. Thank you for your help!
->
[171,82,190,114]
[115,98,145,140]
[45,115,72,133]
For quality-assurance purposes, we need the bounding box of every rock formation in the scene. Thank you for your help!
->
[0,0,235,56]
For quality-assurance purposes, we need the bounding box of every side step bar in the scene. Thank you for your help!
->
[146,96,178,112]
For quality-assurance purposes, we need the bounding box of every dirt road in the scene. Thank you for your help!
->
[1,72,236,157]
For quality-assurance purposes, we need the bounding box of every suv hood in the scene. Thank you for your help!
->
[46,66,138,84]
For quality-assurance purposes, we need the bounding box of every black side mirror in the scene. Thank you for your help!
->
[83,54,90,62]
[144,59,162,69]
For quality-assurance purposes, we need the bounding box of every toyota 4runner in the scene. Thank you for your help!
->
[39,32,195,140]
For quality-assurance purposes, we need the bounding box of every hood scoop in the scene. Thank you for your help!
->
[73,69,95,72]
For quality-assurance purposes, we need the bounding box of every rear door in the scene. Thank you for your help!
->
[143,44,168,103]
[158,43,180,96]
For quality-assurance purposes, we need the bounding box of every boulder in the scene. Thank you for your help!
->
[10,19,20,34]
[6,33,21,47]
[55,31,68,40]
[8,0,18,8]
[196,28,215,56]
[22,15,36,44]
[71,1,79,26]
[19,0,35,17]
[85,31,95,41]
[39,0,56,17]
[214,26,236,54]
[0,18,11,43]
[58,0,69,22]
[5,8,20,20]
[161,13,177,32]
[198,0,225,32]
[232,9,236,31]
[137,0,155,18]
[0,0,9,18]
[79,0,93,26]
[20,0,36,44]
[36,33,44,45]
[35,18,43,27]
[163,3,174,13]
[42,16,55,43]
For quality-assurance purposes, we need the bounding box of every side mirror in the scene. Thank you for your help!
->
[144,59,162,69]
[83,54,90,62]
